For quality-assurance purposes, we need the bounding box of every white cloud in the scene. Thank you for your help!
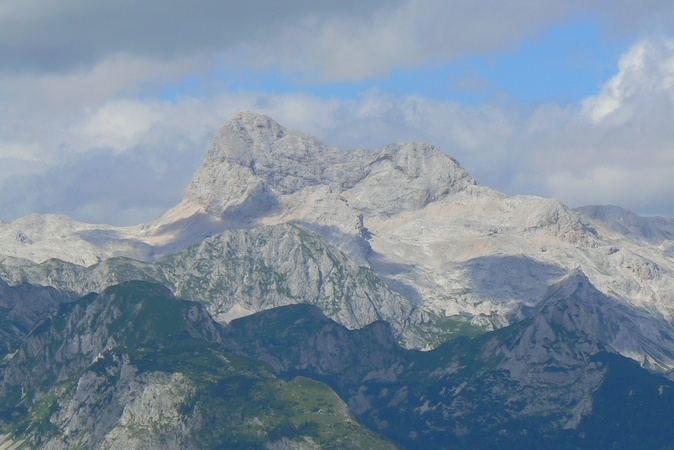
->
[78,101,161,154]
[2,3,674,223]
[582,37,674,123]
[0,141,42,162]
[517,37,674,214]
[4,33,674,224]
[546,165,674,215]
[314,37,674,217]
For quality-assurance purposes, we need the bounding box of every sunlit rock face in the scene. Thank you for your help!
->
[2,112,674,367]
[4,112,674,449]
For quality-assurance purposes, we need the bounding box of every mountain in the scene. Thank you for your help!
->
[0,281,398,449]
[174,112,674,367]
[183,111,476,219]
[576,204,674,244]
[176,113,674,339]
[0,214,155,267]
[2,111,674,447]
[4,278,674,449]
[224,275,674,449]
[0,224,438,348]
[1,112,674,368]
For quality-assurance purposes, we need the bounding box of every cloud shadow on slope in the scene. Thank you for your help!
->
[366,249,425,305]
[287,220,426,305]
[460,254,567,311]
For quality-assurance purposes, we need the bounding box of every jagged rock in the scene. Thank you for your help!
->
[0,282,398,450]
[222,296,674,449]
[0,224,429,348]
[577,204,674,244]
[1,112,674,368]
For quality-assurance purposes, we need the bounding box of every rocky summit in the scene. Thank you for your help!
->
[1,112,674,448]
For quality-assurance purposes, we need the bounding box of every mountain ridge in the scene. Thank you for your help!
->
[1,112,674,369]
[0,281,398,449]
[0,223,436,349]
[2,110,674,446]
[576,204,674,244]
[221,278,674,449]
[5,279,674,448]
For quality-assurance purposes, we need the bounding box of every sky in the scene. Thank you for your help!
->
[2,1,674,225]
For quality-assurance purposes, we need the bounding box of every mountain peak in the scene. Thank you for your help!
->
[576,204,674,244]
[227,111,286,141]
[182,112,478,222]
[542,267,597,311]
[563,266,590,286]
[536,268,611,335]
[533,267,674,369]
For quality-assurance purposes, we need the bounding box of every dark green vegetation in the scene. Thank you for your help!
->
[2,279,674,449]
[226,302,674,450]
[0,281,397,449]
[0,224,439,348]
[0,278,73,369]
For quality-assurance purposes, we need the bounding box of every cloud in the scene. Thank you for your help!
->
[0,120,216,226]
[0,0,391,75]
[304,37,674,217]
[0,91,346,225]
[546,166,674,216]
[264,1,579,81]
[582,37,674,124]
[3,36,674,224]
[1,2,674,224]
[514,37,674,215]
[4,0,671,82]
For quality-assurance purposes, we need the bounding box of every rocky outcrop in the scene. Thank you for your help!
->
[1,112,674,369]
[222,283,674,449]
[0,281,398,450]
[0,224,429,348]
[183,111,476,221]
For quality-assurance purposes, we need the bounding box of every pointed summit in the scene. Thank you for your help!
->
[544,267,591,299]
[182,111,478,221]
[538,268,612,341]
[538,268,674,369]
[209,111,288,164]
[576,204,674,244]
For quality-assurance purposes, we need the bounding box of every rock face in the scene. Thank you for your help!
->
[538,268,674,370]
[3,111,674,447]
[0,281,398,450]
[0,224,429,348]
[221,291,674,449]
[183,111,476,220]
[175,113,674,367]
[179,111,478,267]
[1,112,674,369]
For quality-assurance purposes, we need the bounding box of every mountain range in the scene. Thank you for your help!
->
[1,112,674,448]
